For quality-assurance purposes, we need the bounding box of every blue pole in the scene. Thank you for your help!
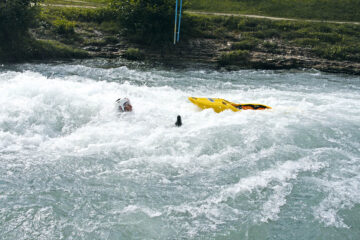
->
[174,0,178,45]
[177,0,183,42]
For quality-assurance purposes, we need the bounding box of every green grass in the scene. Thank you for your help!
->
[52,18,76,34]
[123,48,145,61]
[231,37,260,50]
[31,39,89,59]
[189,0,360,22]
[219,50,250,66]
[40,7,115,23]
[42,0,360,23]
[33,0,360,64]
[43,0,108,7]
[0,38,88,62]
[187,13,360,62]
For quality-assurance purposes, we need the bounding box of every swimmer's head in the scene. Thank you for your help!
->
[116,98,132,112]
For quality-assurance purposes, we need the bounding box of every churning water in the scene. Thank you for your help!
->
[1,59,360,240]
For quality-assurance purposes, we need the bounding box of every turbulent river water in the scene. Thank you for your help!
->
[1,59,360,240]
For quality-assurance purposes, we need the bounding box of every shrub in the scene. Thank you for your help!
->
[123,48,145,60]
[110,0,189,45]
[218,50,250,66]
[41,7,116,23]
[232,38,260,50]
[312,44,346,60]
[263,41,279,53]
[0,39,88,62]
[52,19,76,35]
[84,39,107,46]
[224,16,239,30]
[99,21,121,33]
[293,38,320,47]
[253,29,280,39]
[104,36,119,44]
[0,0,40,44]
[309,32,343,44]
[312,43,360,62]
[30,39,89,59]
[237,18,259,31]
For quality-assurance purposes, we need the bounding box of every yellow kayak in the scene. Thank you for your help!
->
[188,97,271,113]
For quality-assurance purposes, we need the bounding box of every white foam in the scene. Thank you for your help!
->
[1,64,360,238]
[118,205,162,218]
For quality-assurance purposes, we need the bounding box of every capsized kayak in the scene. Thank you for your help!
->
[188,97,271,113]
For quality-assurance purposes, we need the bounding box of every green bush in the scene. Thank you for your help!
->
[273,21,303,31]
[83,39,107,46]
[313,44,347,60]
[52,18,76,35]
[237,18,260,31]
[104,36,119,44]
[308,32,343,44]
[0,39,88,62]
[30,39,89,59]
[187,11,360,62]
[293,38,321,47]
[223,16,239,30]
[218,50,250,66]
[110,0,189,45]
[41,7,116,23]
[232,38,260,50]
[312,43,360,61]
[98,21,121,33]
[253,29,280,39]
[123,48,145,60]
[263,41,279,53]
[0,0,40,45]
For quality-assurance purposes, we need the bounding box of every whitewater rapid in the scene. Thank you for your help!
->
[1,60,359,239]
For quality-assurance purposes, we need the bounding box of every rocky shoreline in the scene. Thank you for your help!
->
[31,20,360,75]
[83,38,360,75]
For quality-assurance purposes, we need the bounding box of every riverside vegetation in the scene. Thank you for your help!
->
[1,0,360,74]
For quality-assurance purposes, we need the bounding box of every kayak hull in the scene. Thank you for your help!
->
[188,97,271,113]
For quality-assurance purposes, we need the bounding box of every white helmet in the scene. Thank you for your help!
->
[116,98,131,112]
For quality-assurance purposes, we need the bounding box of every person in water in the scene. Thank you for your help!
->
[116,98,133,112]
[175,115,182,127]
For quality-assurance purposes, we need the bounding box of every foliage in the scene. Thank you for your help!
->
[0,0,43,61]
[231,38,260,50]
[0,0,40,43]
[30,39,89,59]
[40,7,116,23]
[52,18,76,35]
[98,21,121,33]
[188,13,360,62]
[218,50,250,66]
[104,36,119,44]
[43,0,108,7]
[0,38,88,62]
[110,0,188,45]
[292,38,321,47]
[190,0,360,22]
[262,41,280,54]
[123,48,145,60]
[313,43,360,61]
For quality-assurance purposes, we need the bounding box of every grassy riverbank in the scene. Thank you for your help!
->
[2,0,360,73]
[190,0,360,22]
[43,0,107,7]
[24,4,360,73]
[34,6,360,62]
[0,38,88,62]
[187,13,360,63]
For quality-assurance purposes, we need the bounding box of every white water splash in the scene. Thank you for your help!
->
[1,62,360,239]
